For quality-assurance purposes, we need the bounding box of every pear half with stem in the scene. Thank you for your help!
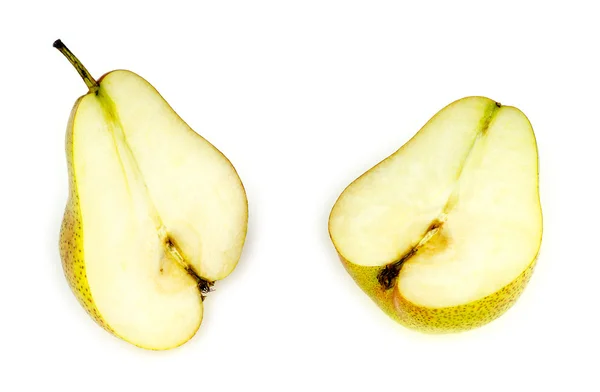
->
[328,97,542,333]
[55,40,248,350]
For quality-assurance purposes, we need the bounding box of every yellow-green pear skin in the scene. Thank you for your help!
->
[59,98,111,332]
[329,96,543,333]
[339,255,537,333]
[54,40,248,350]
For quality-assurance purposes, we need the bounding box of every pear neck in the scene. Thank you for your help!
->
[53,39,99,93]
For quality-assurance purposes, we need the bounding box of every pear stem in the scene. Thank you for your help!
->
[53,39,99,93]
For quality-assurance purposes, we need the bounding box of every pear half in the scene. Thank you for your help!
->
[329,97,542,333]
[55,40,248,349]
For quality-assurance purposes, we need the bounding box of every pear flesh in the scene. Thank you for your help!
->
[329,97,542,332]
[57,42,248,349]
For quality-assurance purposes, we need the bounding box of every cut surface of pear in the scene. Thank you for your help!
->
[329,96,542,332]
[56,40,248,349]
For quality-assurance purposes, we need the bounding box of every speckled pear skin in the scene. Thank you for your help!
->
[339,254,539,333]
[58,97,112,334]
[338,256,398,319]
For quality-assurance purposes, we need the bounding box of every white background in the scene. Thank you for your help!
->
[1,1,599,391]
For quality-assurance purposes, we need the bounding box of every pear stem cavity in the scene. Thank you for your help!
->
[53,39,99,93]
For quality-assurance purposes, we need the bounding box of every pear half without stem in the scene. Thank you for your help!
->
[329,96,542,333]
[55,40,248,350]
